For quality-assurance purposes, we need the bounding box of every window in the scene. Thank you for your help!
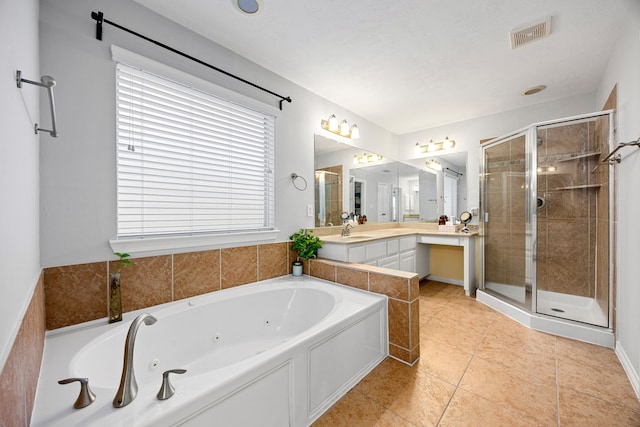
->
[115,63,275,239]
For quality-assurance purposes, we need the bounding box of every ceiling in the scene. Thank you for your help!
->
[134,0,631,135]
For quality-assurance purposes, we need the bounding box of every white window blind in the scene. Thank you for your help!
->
[116,63,275,238]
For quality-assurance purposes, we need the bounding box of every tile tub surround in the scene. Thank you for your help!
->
[42,241,420,364]
[43,242,292,330]
[309,258,420,365]
[0,273,46,427]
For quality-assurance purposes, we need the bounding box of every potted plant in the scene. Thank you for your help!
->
[109,252,131,323]
[289,228,322,276]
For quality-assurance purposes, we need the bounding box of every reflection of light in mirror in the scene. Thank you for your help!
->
[353,153,383,165]
[426,159,442,171]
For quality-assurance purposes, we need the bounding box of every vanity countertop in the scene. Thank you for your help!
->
[318,226,478,244]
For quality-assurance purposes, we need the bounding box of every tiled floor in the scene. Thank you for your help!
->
[314,280,640,426]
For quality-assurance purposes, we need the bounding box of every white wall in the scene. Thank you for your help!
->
[396,92,596,219]
[38,0,395,267]
[596,0,640,396]
[0,0,41,371]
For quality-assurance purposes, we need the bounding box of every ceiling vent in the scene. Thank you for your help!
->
[510,17,552,49]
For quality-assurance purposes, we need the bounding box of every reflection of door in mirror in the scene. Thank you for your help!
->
[443,174,458,219]
[350,177,365,217]
[315,166,343,227]
[377,183,391,222]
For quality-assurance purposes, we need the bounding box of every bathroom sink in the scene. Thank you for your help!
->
[342,234,374,240]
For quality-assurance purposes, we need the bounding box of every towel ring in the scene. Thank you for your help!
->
[291,173,307,191]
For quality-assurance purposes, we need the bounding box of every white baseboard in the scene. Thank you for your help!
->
[615,341,640,400]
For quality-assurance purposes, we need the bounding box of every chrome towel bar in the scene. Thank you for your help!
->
[601,137,640,164]
[16,70,59,137]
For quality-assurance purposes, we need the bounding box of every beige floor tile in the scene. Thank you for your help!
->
[440,388,542,427]
[558,386,640,427]
[418,296,450,323]
[315,282,640,426]
[458,356,558,425]
[476,320,556,380]
[416,337,474,385]
[556,335,620,370]
[435,304,495,336]
[355,358,456,426]
[557,352,640,410]
[311,390,414,427]
[421,315,486,354]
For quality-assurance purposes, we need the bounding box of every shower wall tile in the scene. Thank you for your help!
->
[44,262,107,329]
[258,242,288,281]
[173,250,221,300]
[221,246,258,289]
[546,122,589,156]
[545,220,591,297]
[111,255,172,312]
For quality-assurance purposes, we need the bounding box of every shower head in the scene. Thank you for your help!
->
[40,75,56,88]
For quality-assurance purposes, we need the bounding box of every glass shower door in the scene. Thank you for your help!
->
[534,114,611,327]
[481,132,529,307]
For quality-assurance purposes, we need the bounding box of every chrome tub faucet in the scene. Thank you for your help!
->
[113,313,157,408]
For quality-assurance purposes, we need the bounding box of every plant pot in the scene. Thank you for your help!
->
[109,272,123,323]
[292,261,303,276]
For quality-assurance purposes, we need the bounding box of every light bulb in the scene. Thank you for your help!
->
[328,114,338,132]
[350,124,359,139]
[339,120,350,136]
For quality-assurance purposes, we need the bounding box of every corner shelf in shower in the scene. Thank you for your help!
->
[540,151,602,164]
[550,183,602,191]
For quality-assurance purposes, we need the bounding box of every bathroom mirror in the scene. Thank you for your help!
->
[459,210,472,233]
[314,134,468,225]
[315,134,398,226]
[401,151,468,221]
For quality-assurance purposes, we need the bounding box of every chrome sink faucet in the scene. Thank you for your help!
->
[341,223,353,237]
[113,313,157,408]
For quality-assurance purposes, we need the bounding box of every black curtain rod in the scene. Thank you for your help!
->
[445,167,463,177]
[90,11,292,110]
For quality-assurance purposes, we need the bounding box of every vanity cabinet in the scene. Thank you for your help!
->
[318,230,478,296]
[319,236,417,273]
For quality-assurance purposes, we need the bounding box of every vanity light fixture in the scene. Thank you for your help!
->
[321,114,360,139]
[426,159,443,171]
[353,153,383,165]
[415,137,455,154]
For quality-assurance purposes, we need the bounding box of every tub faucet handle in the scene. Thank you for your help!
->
[157,369,187,400]
[58,377,96,409]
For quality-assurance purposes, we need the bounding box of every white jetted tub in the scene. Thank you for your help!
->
[32,276,388,426]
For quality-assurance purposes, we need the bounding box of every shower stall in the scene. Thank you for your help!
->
[478,111,614,347]
[315,168,343,227]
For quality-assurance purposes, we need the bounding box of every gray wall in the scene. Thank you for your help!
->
[0,0,41,370]
[38,0,396,267]
[597,1,640,397]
